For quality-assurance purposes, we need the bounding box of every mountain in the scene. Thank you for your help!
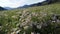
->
[4,7,12,10]
[0,6,7,11]
[19,2,42,8]
[19,0,60,8]
[18,0,48,8]
[19,5,30,8]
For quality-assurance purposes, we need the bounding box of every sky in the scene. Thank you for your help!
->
[0,0,45,8]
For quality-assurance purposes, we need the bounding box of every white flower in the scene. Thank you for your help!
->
[24,26,29,29]
[4,14,8,16]
[12,15,17,18]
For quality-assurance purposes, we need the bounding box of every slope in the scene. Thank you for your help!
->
[0,2,60,34]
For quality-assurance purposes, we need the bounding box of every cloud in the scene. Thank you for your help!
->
[26,0,45,4]
[0,0,27,8]
[0,0,45,8]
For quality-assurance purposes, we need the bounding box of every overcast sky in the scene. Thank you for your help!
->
[0,0,45,8]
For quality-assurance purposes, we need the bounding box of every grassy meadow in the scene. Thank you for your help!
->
[0,2,60,34]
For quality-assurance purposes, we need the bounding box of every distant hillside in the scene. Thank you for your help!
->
[19,0,60,8]
[46,0,60,4]
[4,7,12,10]
[19,2,44,8]
[0,7,7,11]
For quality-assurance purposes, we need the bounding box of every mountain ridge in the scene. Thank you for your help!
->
[19,0,60,8]
[0,6,7,11]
